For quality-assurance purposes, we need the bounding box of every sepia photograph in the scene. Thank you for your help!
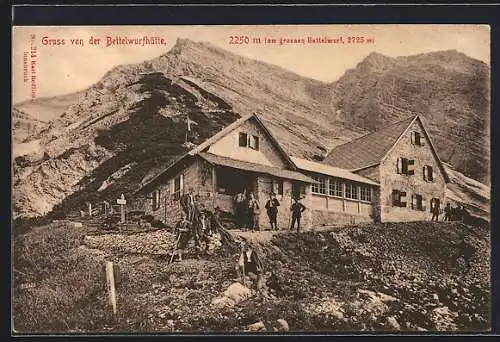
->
[11,24,491,333]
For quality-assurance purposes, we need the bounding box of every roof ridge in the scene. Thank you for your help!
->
[326,115,417,155]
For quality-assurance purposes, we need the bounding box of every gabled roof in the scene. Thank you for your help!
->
[136,112,297,193]
[189,112,296,169]
[323,116,417,170]
[323,115,450,183]
[200,153,316,183]
[291,156,379,186]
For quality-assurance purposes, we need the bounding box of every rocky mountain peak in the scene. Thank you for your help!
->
[357,52,395,72]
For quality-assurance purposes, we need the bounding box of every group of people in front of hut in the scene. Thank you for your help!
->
[431,202,471,223]
[233,189,306,232]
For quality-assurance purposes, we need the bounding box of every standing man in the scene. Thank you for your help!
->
[265,192,280,231]
[431,200,440,222]
[247,192,261,232]
[180,187,195,221]
[234,189,247,230]
[444,203,452,222]
[290,197,306,232]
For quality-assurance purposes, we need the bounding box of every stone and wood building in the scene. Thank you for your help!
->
[134,113,449,229]
[323,115,450,223]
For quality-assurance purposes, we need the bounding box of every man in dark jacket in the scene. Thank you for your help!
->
[265,192,280,230]
[444,203,452,222]
[431,201,440,222]
[234,189,247,229]
[290,197,306,232]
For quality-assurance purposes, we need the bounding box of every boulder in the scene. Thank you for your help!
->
[247,321,266,332]
[223,282,251,303]
[386,316,401,331]
[276,318,289,331]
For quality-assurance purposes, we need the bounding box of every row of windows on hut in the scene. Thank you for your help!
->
[311,176,373,202]
[391,190,440,212]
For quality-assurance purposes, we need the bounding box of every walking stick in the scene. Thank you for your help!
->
[241,254,246,286]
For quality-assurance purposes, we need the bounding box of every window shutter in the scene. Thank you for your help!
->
[422,198,427,211]
[239,132,248,147]
[423,166,427,181]
[397,158,402,174]
[411,131,415,145]
[411,194,416,209]
[408,160,415,175]
[401,158,408,175]
[156,189,161,209]
[420,136,425,146]
[392,189,400,207]
[170,178,174,194]
[400,191,407,207]
[180,174,184,192]
[428,166,434,182]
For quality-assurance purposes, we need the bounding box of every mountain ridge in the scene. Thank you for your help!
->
[12,39,490,218]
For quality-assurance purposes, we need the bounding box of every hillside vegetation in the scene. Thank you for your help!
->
[13,220,490,333]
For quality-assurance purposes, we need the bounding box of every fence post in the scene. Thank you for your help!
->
[105,261,117,316]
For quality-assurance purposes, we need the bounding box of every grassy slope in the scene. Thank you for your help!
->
[13,220,490,333]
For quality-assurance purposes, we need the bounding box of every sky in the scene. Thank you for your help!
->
[12,24,490,104]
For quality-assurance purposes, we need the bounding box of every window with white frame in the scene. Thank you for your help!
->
[360,186,372,202]
[312,176,326,194]
[329,178,342,197]
[312,176,320,193]
[318,177,326,194]
[345,183,358,199]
